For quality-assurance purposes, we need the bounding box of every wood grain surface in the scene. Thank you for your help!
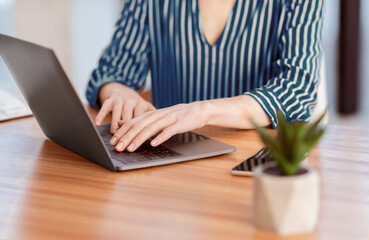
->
[0,107,368,240]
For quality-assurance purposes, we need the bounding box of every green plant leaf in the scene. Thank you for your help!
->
[290,121,308,164]
[276,111,293,161]
[301,128,326,154]
[252,110,326,176]
[270,149,299,175]
[305,109,327,142]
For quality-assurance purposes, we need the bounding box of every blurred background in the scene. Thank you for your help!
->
[0,0,367,127]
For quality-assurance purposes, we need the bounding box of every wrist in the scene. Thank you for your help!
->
[201,100,222,126]
[198,95,270,129]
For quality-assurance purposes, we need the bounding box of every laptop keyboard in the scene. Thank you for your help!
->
[97,125,182,164]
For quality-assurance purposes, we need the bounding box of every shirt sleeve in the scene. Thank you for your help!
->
[245,0,324,128]
[86,0,151,108]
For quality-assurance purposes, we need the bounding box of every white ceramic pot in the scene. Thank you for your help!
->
[253,164,319,235]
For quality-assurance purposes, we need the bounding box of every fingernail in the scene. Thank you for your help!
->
[95,120,100,126]
[116,142,124,151]
[110,137,118,145]
[151,139,158,146]
[111,127,118,133]
[127,143,135,151]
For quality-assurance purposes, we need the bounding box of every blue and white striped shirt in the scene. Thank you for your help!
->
[86,0,324,128]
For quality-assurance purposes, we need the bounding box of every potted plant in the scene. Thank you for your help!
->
[252,111,326,235]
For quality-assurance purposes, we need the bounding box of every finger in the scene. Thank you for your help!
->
[151,125,181,147]
[112,111,166,152]
[118,112,146,127]
[110,102,123,134]
[127,115,178,152]
[110,119,135,147]
[118,120,125,127]
[114,121,144,152]
[95,100,113,126]
[121,102,135,123]
[119,109,152,127]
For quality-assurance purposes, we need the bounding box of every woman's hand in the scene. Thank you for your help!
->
[108,95,271,152]
[109,101,211,152]
[95,82,155,134]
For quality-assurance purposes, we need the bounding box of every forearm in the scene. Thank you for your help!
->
[204,95,271,129]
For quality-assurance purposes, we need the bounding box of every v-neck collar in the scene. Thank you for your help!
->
[195,0,239,48]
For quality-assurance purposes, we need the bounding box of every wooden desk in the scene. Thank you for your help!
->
[1,109,369,240]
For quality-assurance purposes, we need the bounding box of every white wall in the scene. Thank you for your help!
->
[0,0,122,100]
[322,0,340,120]
[0,0,16,93]
[360,0,369,118]
[1,0,72,97]
[14,0,73,77]
[71,0,122,101]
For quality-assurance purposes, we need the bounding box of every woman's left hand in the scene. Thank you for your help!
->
[109,101,211,152]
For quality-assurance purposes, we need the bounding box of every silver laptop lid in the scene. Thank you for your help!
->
[0,34,116,171]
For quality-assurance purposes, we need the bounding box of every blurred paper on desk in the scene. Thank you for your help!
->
[0,89,32,122]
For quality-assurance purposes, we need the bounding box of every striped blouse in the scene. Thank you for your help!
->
[86,0,324,128]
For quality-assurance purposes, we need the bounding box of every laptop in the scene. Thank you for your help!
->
[0,34,236,172]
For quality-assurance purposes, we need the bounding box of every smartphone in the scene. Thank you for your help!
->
[231,148,274,176]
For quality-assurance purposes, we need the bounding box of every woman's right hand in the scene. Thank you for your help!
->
[95,82,155,134]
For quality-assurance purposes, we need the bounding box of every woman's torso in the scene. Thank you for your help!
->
[146,0,286,108]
